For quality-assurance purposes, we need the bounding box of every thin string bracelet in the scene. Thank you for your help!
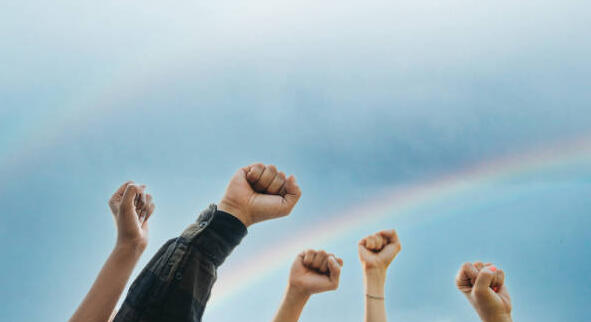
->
[366,294,385,300]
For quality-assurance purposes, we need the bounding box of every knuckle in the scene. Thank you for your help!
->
[127,184,140,194]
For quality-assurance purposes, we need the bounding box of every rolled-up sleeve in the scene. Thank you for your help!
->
[114,205,247,322]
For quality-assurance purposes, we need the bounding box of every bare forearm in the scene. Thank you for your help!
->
[364,269,387,322]
[273,286,311,322]
[70,243,144,322]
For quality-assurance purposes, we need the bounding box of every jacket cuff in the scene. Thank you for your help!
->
[209,210,248,245]
[198,209,248,266]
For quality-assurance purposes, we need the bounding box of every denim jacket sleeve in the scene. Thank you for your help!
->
[113,204,247,322]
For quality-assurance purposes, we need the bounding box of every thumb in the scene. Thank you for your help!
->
[120,184,141,221]
[328,255,342,284]
[473,267,495,298]
[280,176,301,215]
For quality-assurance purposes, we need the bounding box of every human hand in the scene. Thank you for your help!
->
[456,262,512,322]
[218,163,301,227]
[288,250,343,296]
[108,181,155,251]
[358,229,402,275]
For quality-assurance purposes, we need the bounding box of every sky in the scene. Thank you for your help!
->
[1,0,590,321]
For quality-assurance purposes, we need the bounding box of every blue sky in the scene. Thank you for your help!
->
[1,0,590,321]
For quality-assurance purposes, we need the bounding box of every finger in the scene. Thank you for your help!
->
[255,165,278,192]
[144,194,153,208]
[374,234,385,250]
[303,249,316,266]
[496,268,505,287]
[456,262,478,292]
[297,250,306,260]
[246,163,265,184]
[474,261,484,271]
[141,202,155,229]
[490,266,504,292]
[266,171,286,195]
[473,267,495,298]
[327,255,342,286]
[279,175,301,215]
[379,229,399,244]
[113,181,134,198]
[369,235,381,250]
[137,186,147,208]
[121,184,140,212]
[358,237,368,247]
[311,250,327,270]
[279,185,288,196]
[140,194,153,224]
[135,192,146,219]
[144,202,155,222]
[319,254,331,273]
[109,181,134,212]
[365,236,375,249]
[120,184,141,225]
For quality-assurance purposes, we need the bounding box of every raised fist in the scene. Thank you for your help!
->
[358,229,402,273]
[218,163,301,227]
[456,262,512,322]
[108,181,155,250]
[289,250,343,295]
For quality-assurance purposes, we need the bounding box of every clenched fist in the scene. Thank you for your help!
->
[218,163,301,227]
[108,181,155,250]
[358,229,401,274]
[289,250,343,295]
[456,262,512,322]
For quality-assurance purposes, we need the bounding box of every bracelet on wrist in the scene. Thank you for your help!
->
[366,294,385,300]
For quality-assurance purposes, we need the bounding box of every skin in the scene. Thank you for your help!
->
[70,181,156,322]
[273,250,343,322]
[218,163,302,227]
[456,262,512,322]
[358,229,402,322]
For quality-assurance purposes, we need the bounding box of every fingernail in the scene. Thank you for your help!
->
[489,265,497,272]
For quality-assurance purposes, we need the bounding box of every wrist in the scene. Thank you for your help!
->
[286,284,312,302]
[481,313,512,322]
[363,268,387,297]
[115,239,146,257]
[364,267,387,282]
[218,200,252,227]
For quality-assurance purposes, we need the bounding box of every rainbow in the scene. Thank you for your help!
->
[208,133,591,308]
